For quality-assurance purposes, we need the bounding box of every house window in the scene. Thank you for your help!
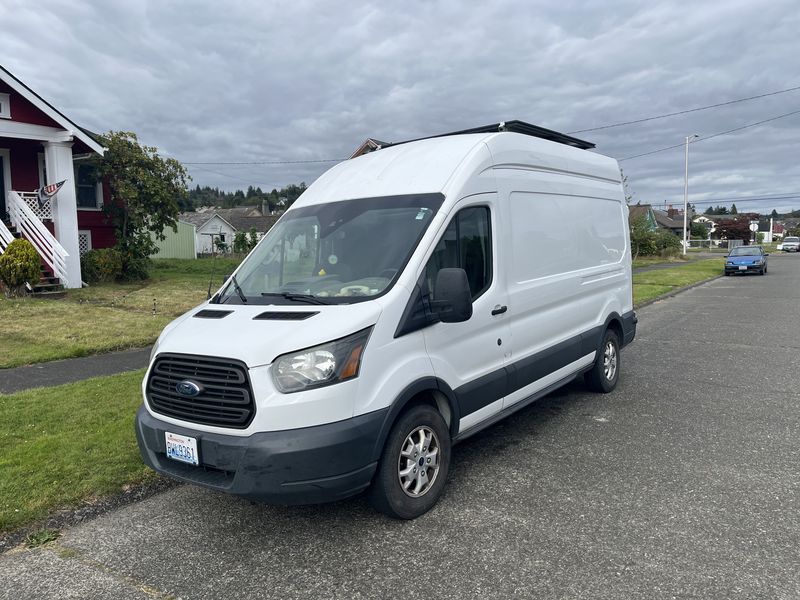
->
[0,93,10,119]
[74,163,103,209]
[425,206,492,300]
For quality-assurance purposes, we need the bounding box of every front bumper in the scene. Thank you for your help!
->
[135,405,387,504]
[724,263,764,274]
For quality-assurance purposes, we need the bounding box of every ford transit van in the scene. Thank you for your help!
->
[136,121,637,519]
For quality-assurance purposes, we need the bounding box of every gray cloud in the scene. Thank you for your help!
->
[2,0,798,212]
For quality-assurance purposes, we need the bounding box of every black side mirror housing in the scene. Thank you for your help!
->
[431,268,472,323]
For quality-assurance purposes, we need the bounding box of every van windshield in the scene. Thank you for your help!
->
[217,194,444,305]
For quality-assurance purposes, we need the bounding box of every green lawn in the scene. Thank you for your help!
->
[0,370,152,532]
[0,258,241,368]
[632,255,689,269]
[633,258,723,305]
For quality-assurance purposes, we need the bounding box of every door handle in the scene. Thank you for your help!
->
[491,305,508,316]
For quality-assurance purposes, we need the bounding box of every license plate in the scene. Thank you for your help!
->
[165,431,199,466]
[738,265,747,270]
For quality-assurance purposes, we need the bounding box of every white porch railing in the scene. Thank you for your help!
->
[6,191,69,287]
[0,219,14,253]
[17,191,53,221]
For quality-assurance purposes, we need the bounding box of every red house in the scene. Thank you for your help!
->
[0,64,115,288]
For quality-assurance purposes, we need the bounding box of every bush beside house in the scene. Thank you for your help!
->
[0,238,40,297]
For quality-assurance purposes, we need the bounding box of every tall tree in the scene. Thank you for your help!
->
[97,131,189,279]
[730,203,738,214]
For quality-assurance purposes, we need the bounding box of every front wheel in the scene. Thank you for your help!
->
[585,329,620,393]
[369,405,451,519]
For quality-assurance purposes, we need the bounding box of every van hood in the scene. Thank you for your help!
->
[154,302,383,368]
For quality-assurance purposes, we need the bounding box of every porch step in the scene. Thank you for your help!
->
[31,267,66,299]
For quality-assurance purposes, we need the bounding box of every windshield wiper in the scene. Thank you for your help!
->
[261,292,330,305]
[229,275,247,303]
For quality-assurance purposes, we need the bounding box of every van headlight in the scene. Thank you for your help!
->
[271,327,372,393]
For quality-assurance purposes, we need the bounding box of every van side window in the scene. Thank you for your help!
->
[425,206,492,300]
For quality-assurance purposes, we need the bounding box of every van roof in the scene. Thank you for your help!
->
[295,129,619,208]
[385,120,595,150]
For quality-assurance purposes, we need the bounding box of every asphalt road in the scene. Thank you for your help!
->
[3,256,800,599]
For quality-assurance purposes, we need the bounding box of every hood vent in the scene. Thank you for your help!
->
[253,311,319,321]
[193,309,233,319]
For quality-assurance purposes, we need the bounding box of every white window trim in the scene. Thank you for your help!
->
[73,160,104,211]
[0,93,10,119]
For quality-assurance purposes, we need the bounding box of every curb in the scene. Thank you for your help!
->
[0,476,180,554]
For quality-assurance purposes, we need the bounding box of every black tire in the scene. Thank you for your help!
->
[759,268,765,275]
[369,404,451,519]
[585,329,621,393]
[724,271,730,276]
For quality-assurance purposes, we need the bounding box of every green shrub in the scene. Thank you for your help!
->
[654,230,682,257]
[0,239,41,297]
[81,248,123,283]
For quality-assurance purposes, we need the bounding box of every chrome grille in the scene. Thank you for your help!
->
[146,354,254,428]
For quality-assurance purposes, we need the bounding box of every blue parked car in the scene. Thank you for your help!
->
[724,245,769,276]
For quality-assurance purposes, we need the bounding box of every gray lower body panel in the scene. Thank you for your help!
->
[135,405,386,505]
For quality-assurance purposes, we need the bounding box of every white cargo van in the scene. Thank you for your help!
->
[136,121,636,519]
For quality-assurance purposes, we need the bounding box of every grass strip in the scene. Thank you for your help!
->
[0,258,242,368]
[0,370,153,532]
[633,258,723,306]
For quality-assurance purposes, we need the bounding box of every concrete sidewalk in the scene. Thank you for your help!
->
[0,347,151,395]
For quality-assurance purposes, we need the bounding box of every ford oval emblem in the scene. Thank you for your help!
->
[176,380,202,397]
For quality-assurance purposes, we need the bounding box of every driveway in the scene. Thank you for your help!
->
[3,257,800,599]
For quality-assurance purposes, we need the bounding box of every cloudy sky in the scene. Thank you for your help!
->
[2,0,799,213]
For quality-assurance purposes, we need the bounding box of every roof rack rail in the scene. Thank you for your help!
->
[387,120,595,150]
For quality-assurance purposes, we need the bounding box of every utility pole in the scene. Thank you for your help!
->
[683,134,699,256]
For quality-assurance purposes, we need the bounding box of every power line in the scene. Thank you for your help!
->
[187,163,276,188]
[679,192,800,204]
[618,108,800,161]
[568,85,800,134]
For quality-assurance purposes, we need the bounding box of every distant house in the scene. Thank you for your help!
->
[179,205,279,254]
[350,138,389,159]
[652,209,685,236]
[628,204,658,231]
[150,219,197,259]
[1,63,112,288]
[693,215,717,237]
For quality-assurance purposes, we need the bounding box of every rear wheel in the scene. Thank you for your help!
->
[369,405,451,519]
[585,329,620,393]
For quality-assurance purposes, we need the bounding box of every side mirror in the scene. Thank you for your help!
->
[764,253,770,256]
[431,268,472,323]
[222,273,230,283]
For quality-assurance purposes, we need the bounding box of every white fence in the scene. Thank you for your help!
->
[686,238,744,250]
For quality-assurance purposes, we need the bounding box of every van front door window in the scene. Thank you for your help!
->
[425,206,492,300]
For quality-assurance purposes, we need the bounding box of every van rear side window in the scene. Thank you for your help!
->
[426,206,492,299]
